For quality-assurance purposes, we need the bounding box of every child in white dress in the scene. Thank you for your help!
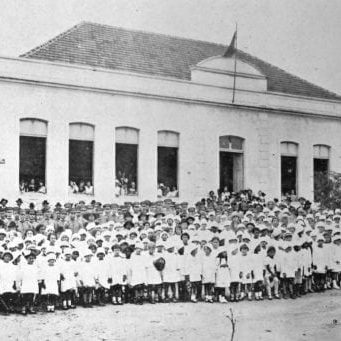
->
[145,242,163,303]
[0,251,17,314]
[201,244,217,303]
[109,244,127,305]
[128,242,147,304]
[163,243,180,302]
[186,245,202,302]
[264,246,280,299]
[94,247,110,306]
[78,250,96,307]
[41,253,60,312]
[239,243,253,300]
[60,247,77,309]
[17,251,40,315]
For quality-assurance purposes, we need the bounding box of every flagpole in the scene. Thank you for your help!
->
[232,23,238,104]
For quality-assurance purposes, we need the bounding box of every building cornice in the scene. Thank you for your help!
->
[0,55,339,119]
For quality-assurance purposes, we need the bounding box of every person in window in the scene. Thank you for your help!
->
[69,181,79,194]
[37,181,46,194]
[19,180,27,193]
[157,184,164,198]
[168,186,178,198]
[115,179,122,197]
[78,181,85,193]
[121,174,128,196]
[84,181,94,195]
[128,182,137,196]
[221,186,230,201]
[28,179,36,192]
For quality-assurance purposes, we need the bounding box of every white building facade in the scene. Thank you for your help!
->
[0,22,340,204]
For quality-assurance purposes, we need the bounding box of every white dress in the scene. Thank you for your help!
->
[94,258,111,289]
[252,252,265,282]
[330,244,341,272]
[280,251,296,278]
[145,254,163,285]
[313,246,327,274]
[212,247,230,288]
[186,255,202,282]
[239,254,253,284]
[60,259,77,292]
[78,260,97,287]
[228,252,241,283]
[163,252,181,283]
[41,264,60,296]
[129,254,147,286]
[18,261,40,294]
[109,255,128,285]
[201,254,217,284]
[0,261,17,294]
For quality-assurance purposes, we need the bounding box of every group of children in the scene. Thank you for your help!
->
[0,192,341,315]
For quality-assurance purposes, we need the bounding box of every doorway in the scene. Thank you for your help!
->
[281,156,297,196]
[220,151,243,192]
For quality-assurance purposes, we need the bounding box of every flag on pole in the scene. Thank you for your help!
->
[223,31,237,57]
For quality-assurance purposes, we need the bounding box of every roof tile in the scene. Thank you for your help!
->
[20,21,341,101]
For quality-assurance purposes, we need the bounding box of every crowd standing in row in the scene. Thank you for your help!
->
[0,189,340,315]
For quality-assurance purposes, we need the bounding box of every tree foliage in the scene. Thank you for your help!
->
[314,171,341,209]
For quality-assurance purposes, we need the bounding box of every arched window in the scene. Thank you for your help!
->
[313,144,330,199]
[19,118,48,193]
[280,142,298,197]
[69,123,95,195]
[115,127,139,196]
[157,131,179,198]
[313,144,330,159]
[219,135,244,192]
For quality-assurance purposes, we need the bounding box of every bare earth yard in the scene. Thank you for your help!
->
[2,290,341,341]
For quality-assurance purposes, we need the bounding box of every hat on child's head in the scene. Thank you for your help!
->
[2,250,13,260]
[96,247,105,256]
[47,253,56,262]
[239,243,249,251]
[134,241,143,250]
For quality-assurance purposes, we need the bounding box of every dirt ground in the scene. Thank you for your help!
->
[1,290,341,341]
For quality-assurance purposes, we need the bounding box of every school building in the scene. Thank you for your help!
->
[0,21,340,204]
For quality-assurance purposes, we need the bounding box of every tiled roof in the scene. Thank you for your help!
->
[21,21,341,101]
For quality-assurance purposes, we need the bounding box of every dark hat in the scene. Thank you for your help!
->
[124,212,133,219]
[8,221,17,229]
[42,200,49,206]
[153,257,166,271]
[181,232,190,240]
[0,198,8,204]
[123,221,134,229]
[154,210,165,218]
[16,198,23,204]
[186,216,195,223]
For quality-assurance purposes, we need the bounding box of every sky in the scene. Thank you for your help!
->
[0,0,340,94]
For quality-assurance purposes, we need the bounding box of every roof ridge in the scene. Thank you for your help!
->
[20,22,84,58]
[78,21,228,48]
[238,50,341,98]
[19,21,341,100]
